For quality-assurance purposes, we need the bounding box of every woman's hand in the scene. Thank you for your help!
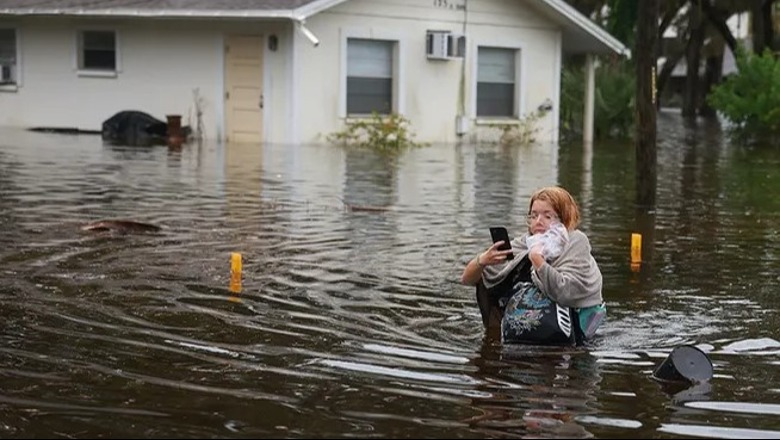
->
[529,242,545,269]
[461,241,514,286]
[477,241,514,266]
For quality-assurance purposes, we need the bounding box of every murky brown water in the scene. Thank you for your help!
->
[1,112,779,438]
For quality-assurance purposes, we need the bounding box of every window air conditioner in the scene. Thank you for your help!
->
[426,31,466,60]
[426,31,449,60]
[447,34,466,58]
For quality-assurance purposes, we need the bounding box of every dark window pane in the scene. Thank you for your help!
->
[84,31,115,51]
[476,82,514,117]
[347,77,392,115]
[0,29,15,83]
[81,31,115,70]
[84,50,116,70]
[0,28,16,61]
[0,64,13,84]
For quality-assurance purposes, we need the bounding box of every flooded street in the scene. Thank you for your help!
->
[1,113,779,438]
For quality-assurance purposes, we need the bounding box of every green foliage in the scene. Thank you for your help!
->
[594,60,635,139]
[606,0,638,48]
[493,107,550,146]
[560,58,635,141]
[560,63,585,139]
[327,112,427,151]
[708,48,780,143]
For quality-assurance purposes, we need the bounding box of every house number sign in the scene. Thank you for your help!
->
[433,0,465,10]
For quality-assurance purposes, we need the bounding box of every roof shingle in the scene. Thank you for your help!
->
[0,0,317,12]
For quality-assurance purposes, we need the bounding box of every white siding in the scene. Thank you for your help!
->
[0,0,566,144]
[297,0,561,143]
[0,18,293,143]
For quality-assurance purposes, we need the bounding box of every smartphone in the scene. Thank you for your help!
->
[489,226,514,260]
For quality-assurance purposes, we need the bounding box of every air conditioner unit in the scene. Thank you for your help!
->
[426,31,466,60]
[426,31,449,60]
[447,34,466,58]
[0,63,14,84]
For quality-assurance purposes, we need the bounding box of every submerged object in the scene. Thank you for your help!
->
[652,345,713,384]
[101,110,191,146]
[81,219,162,234]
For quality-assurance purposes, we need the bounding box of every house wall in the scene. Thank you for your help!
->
[0,17,293,143]
[297,0,562,144]
[1,0,565,145]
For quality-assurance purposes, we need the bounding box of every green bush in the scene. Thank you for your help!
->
[491,107,550,146]
[708,48,780,143]
[560,58,635,141]
[327,112,426,151]
[560,65,585,140]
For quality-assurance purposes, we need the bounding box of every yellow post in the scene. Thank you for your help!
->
[631,233,642,263]
[230,252,242,294]
[231,252,242,276]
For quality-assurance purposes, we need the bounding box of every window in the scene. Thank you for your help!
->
[79,30,116,71]
[477,47,516,117]
[0,28,17,85]
[347,38,394,115]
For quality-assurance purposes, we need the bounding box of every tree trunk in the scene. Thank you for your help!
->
[751,0,767,53]
[659,0,682,38]
[761,0,775,52]
[683,3,705,118]
[698,0,738,53]
[657,47,685,108]
[636,0,659,208]
[699,55,723,117]
[656,0,685,108]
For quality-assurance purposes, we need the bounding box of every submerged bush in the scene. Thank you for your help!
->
[327,113,426,151]
[490,107,550,146]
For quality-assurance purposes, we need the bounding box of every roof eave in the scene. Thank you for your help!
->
[0,0,632,58]
[292,0,349,21]
[0,8,294,19]
[0,0,351,21]
[538,0,631,58]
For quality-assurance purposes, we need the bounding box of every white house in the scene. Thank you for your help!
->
[0,0,628,144]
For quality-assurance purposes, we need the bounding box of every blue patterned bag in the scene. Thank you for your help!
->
[500,281,576,345]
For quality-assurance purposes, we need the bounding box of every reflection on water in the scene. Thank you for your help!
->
[1,113,779,438]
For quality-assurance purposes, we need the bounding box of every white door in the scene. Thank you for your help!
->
[224,35,264,143]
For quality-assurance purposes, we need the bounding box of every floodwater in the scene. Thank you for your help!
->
[1,112,779,439]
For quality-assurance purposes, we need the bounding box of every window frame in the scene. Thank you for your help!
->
[339,27,405,119]
[471,42,525,122]
[76,29,120,78]
[0,26,20,91]
[345,38,394,116]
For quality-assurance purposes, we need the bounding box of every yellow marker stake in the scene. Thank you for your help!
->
[231,252,242,277]
[631,233,642,264]
[230,252,243,294]
[229,276,242,293]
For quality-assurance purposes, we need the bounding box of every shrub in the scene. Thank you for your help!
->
[708,48,780,143]
[495,107,550,146]
[327,112,426,151]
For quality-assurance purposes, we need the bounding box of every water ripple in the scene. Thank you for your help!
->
[1,124,779,437]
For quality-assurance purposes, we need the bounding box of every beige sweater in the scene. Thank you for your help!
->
[482,229,603,308]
